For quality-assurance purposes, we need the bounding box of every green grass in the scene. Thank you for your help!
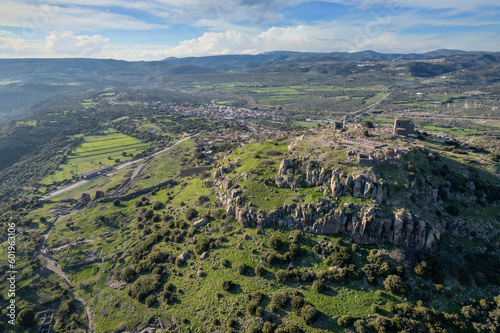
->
[365,93,388,105]
[421,125,479,136]
[292,121,326,128]
[40,130,149,185]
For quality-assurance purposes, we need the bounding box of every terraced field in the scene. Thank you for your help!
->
[40,130,149,185]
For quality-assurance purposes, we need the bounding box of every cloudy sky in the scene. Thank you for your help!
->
[1,0,499,60]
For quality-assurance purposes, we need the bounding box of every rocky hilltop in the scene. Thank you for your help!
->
[207,165,443,251]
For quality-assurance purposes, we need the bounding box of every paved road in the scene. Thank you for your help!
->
[42,132,202,200]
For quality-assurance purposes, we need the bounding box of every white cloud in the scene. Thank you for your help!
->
[45,31,109,56]
[0,0,163,34]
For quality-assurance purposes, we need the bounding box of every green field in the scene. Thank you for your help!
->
[40,130,149,185]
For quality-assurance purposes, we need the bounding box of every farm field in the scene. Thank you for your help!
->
[40,130,149,185]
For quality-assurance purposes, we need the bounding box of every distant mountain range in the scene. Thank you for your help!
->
[160,49,496,72]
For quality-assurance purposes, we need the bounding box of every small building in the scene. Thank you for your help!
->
[393,119,415,136]
[358,154,375,167]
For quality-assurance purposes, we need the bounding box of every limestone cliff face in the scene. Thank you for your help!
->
[209,166,442,251]
[275,159,387,204]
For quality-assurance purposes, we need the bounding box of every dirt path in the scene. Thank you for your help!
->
[38,215,95,332]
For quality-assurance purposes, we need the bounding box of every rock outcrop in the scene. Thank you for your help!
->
[210,166,442,251]
[275,159,387,204]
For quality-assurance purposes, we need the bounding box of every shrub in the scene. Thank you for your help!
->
[16,308,35,327]
[113,199,121,206]
[268,235,282,249]
[445,205,460,216]
[221,258,229,267]
[353,319,368,333]
[238,263,248,275]
[145,295,157,307]
[338,315,356,327]
[222,280,233,291]
[291,296,305,315]
[271,292,288,308]
[363,120,374,128]
[326,245,351,267]
[262,322,277,333]
[246,302,258,315]
[434,284,445,294]
[255,265,265,277]
[185,207,198,220]
[275,270,289,282]
[247,326,260,333]
[386,302,395,313]
[311,280,325,293]
[474,272,488,286]
[256,306,264,317]
[301,305,319,324]
[127,274,162,301]
[284,324,303,333]
[194,237,212,254]
[226,318,237,328]
[383,275,407,295]
[120,267,137,282]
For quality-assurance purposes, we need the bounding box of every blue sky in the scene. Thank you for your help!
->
[0,0,499,60]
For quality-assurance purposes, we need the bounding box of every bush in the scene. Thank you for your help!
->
[474,272,488,286]
[256,306,264,317]
[268,235,282,249]
[301,305,319,324]
[262,322,277,333]
[221,258,229,267]
[363,120,374,128]
[119,267,137,282]
[238,263,248,275]
[16,308,35,327]
[222,280,233,291]
[113,199,121,206]
[291,296,305,315]
[185,207,198,220]
[284,324,303,333]
[145,295,157,307]
[255,265,265,277]
[127,274,162,301]
[246,302,258,315]
[338,315,356,327]
[383,275,407,295]
[326,245,351,267]
[246,326,260,333]
[275,270,289,282]
[271,292,288,308]
[311,280,325,293]
[445,205,460,216]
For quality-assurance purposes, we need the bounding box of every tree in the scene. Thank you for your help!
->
[185,207,198,220]
[16,308,35,327]
[383,275,407,295]
[301,305,319,324]
[363,120,374,128]
[268,235,282,249]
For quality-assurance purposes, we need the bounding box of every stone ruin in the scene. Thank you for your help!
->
[393,118,415,136]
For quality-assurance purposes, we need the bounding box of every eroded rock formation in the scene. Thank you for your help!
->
[211,166,442,251]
